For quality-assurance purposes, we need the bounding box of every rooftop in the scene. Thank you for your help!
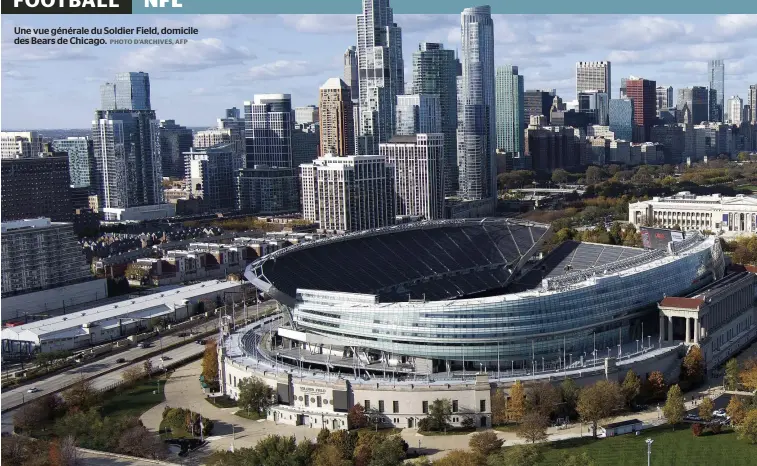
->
[659,296,705,310]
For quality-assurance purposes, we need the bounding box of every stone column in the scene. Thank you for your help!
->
[685,316,691,343]
[668,316,673,342]
[659,314,665,342]
[694,319,701,344]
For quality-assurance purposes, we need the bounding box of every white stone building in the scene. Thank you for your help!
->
[628,191,757,236]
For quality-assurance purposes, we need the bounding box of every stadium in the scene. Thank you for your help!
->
[242,218,726,377]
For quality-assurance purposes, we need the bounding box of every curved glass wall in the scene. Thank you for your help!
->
[292,238,722,363]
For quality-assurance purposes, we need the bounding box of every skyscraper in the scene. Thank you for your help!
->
[395,94,442,136]
[619,78,628,99]
[158,120,193,179]
[676,86,709,125]
[100,72,151,111]
[458,5,496,202]
[578,90,609,126]
[380,134,445,220]
[749,84,757,124]
[356,0,404,155]
[1,157,73,222]
[319,78,354,156]
[708,59,725,122]
[294,105,319,126]
[626,77,656,142]
[185,144,236,210]
[52,137,95,189]
[92,109,161,214]
[609,99,634,142]
[412,42,458,196]
[343,46,359,100]
[524,90,554,126]
[300,155,395,233]
[576,61,611,97]
[495,65,525,154]
[727,96,744,126]
[244,94,294,168]
[656,86,674,111]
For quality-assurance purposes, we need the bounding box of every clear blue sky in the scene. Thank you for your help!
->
[2,13,756,129]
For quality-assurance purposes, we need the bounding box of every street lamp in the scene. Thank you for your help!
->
[636,339,640,353]
[646,438,654,466]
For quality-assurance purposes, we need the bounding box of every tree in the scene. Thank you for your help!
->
[425,399,452,432]
[698,397,714,423]
[143,360,153,379]
[557,452,596,466]
[13,394,60,433]
[433,450,485,466]
[316,427,331,445]
[348,403,368,430]
[645,371,666,401]
[663,384,685,429]
[737,409,757,444]
[201,340,219,390]
[621,369,641,409]
[517,412,549,444]
[725,358,740,390]
[125,263,148,282]
[117,425,168,459]
[682,346,705,385]
[526,381,560,418]
[576,380,623,437]
[507,381,526,422]
[469,431,504,457]
[691,423,704,437]
[313,444,351,466]
[552,169,569,185]
[585,166,603,185]
[237,376,274,416]
[62,378,100,412]
[488,444,543,466]
[327,429,357,461]
[741,358,757,391]
[559,378,580,420]
[491,389,508,426]
[122,366,144,385]
[727,396,748,426]
[368,435,407,466]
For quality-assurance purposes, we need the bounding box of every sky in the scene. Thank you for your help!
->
[2,13,757,129]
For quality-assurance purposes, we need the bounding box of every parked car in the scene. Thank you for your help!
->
[116,358,126,363]
[713,409,727,417]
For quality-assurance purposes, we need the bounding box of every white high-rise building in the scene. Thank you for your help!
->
[576,61,611,98]
[380,134,445,220]
[195,128,244,170]
[295,105,319,126]
[395,95,442,136]
[749,84,757,124]
[727,95,744,125]
[356,0,404,155]
[301,154,395,233]
[458,6,496,203]
[1,131,43,159]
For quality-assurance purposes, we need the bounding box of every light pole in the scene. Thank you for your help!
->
[646,438,653,466]
[636,339,640,353]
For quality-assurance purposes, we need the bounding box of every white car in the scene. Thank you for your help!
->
[27,387,39,393]
[713,409,727,417]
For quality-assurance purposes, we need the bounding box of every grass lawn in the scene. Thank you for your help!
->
[206,395,238,409]
[235,410,263,421]
[537,426,756,465]
[100,376,168,419]
[354,427,403,436]
[418,427,476,436]
[493,424,519,433]
[737,185,757,192]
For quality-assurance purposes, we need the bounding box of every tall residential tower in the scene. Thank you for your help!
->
[495,65,525,154]
[319,78,355,156]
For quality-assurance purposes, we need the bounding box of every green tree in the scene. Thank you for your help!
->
[698,397,714,423]
[737,409,757,444]
[469,431,504,456]
[516,412,549,444]
[368,435,407,466]
[488,444,543,466]
[621,369,641,409]
[585,166,603,185]
[327,429,357,461]
[507,381,526,422]
[663,384,685,429]
[552,169,569,185]
[313,444,350,466]
[725,358,741,390]
[525,381,560,417]
[252,435,312,466]
[237,376,274,416]
[559,378,580,419]
[576,380,623,437]
[419,399,452,432]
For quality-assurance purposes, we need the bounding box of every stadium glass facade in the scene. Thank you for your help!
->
[247,220,724,373]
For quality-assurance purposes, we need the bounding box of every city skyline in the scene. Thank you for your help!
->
[1,14,756,129]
